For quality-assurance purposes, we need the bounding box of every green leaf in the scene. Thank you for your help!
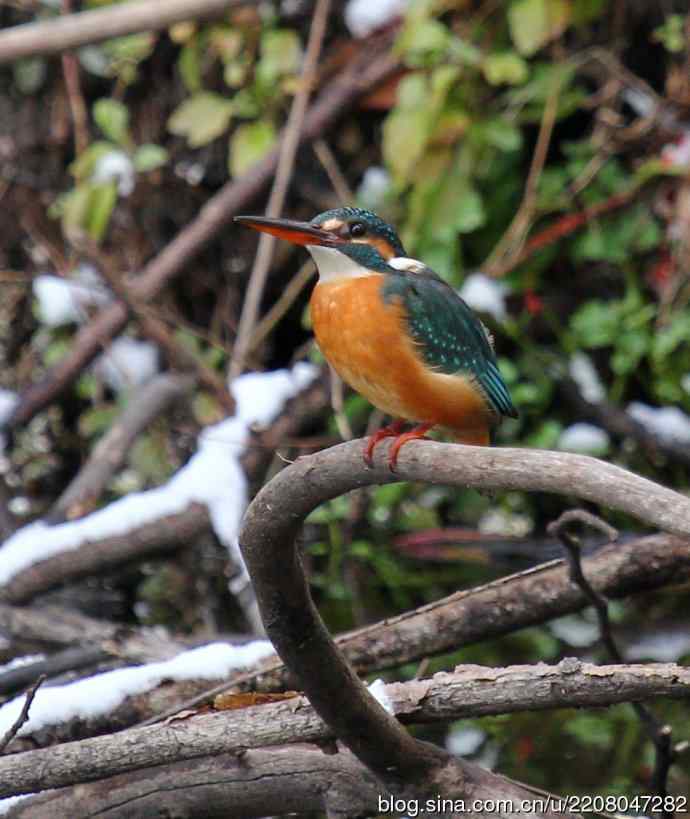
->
[653,14,685,53]
[482,118,523,151]
[133,144,168,172]
[482,52,529,86]
[69,141,116,181]
[86,181,118,241]
[93,98,130,146]
[168,92,233,147]
[397,18,450,66]
[652,313,690,361]
[178,38,202,92]
[257,29,302,83]
[611,331,648,375]
[570,300,619,348]
[228,120,277,177]
[508,0,571,56]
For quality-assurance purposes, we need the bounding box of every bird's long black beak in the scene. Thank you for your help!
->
[234,215,344,247]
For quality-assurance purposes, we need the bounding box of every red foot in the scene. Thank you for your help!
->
[388,423,434,472]
[364,420,405,467]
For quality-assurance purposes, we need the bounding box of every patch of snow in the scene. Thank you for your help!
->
[357,167,391,210]
[344,0,408,38]
[92,149,135,196]
[624,630,690,663]
[558,422,610,455]
[549,615,600,648]
[627,402,690,446]
[446,725,485,756]
[0,364,319,588]
[33,266,110,327]
[0,390,18,461]
[459,273,508,321]
[661,132,690,168]
[0,641,274,738]
[478,509,532,537]
[622,88,656,119]
[0,654,44,675]
[569,353,605,404]
[94,337,159,392]
[368,678,394,714]
[0,796,33,816]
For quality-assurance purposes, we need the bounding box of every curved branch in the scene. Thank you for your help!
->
[239,438,690,797]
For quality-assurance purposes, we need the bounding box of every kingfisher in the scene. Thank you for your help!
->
[235,207,517,469]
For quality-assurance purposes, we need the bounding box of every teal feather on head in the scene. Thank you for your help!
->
[311,207,406,257]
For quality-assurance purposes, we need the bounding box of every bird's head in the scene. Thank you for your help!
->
[235,207,407,280]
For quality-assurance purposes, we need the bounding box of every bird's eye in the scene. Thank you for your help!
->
[349,221,366,238]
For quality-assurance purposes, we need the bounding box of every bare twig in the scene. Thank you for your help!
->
[313,138,355,203]
[548,510,676,810]
[0,0,244,63]
[229,0,332,378]
[484,72,560,277]
[0,674,45,752]
[60,0,89,155]
[245,259,315,356]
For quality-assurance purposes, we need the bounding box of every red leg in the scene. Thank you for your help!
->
[364,420,405,467]
[388,423,434,472]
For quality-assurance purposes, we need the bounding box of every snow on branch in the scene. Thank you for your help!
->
[0,364,318,605]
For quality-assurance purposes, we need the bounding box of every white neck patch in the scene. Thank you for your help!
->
[307,245,377,282]
[388,256,426,273]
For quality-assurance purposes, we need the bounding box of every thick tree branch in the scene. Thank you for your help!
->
[144,531,689,732]
[3,661,688,800]
[3,746,386,819]
[0,503,210,605]
[0,0,244,63]
[239,438,690,803]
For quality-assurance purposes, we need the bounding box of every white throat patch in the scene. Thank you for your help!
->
[307,245,376,282]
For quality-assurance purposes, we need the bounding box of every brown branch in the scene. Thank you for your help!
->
[3,39,398,434]
[48,373,194,524]
[238,438,690,800]
[145,530,690,730]
[0,0,244,63]
[548,510,675,808]
[0,373,329,605]
[483,71,560,277]
[3,746,387,819]
[0,675,45,753]
[0,503,210,604]
[229,0,331,378]
[4,660,688,802]
[60,0,89,156]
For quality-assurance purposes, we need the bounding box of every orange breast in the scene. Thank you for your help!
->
[310,276,491,444]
